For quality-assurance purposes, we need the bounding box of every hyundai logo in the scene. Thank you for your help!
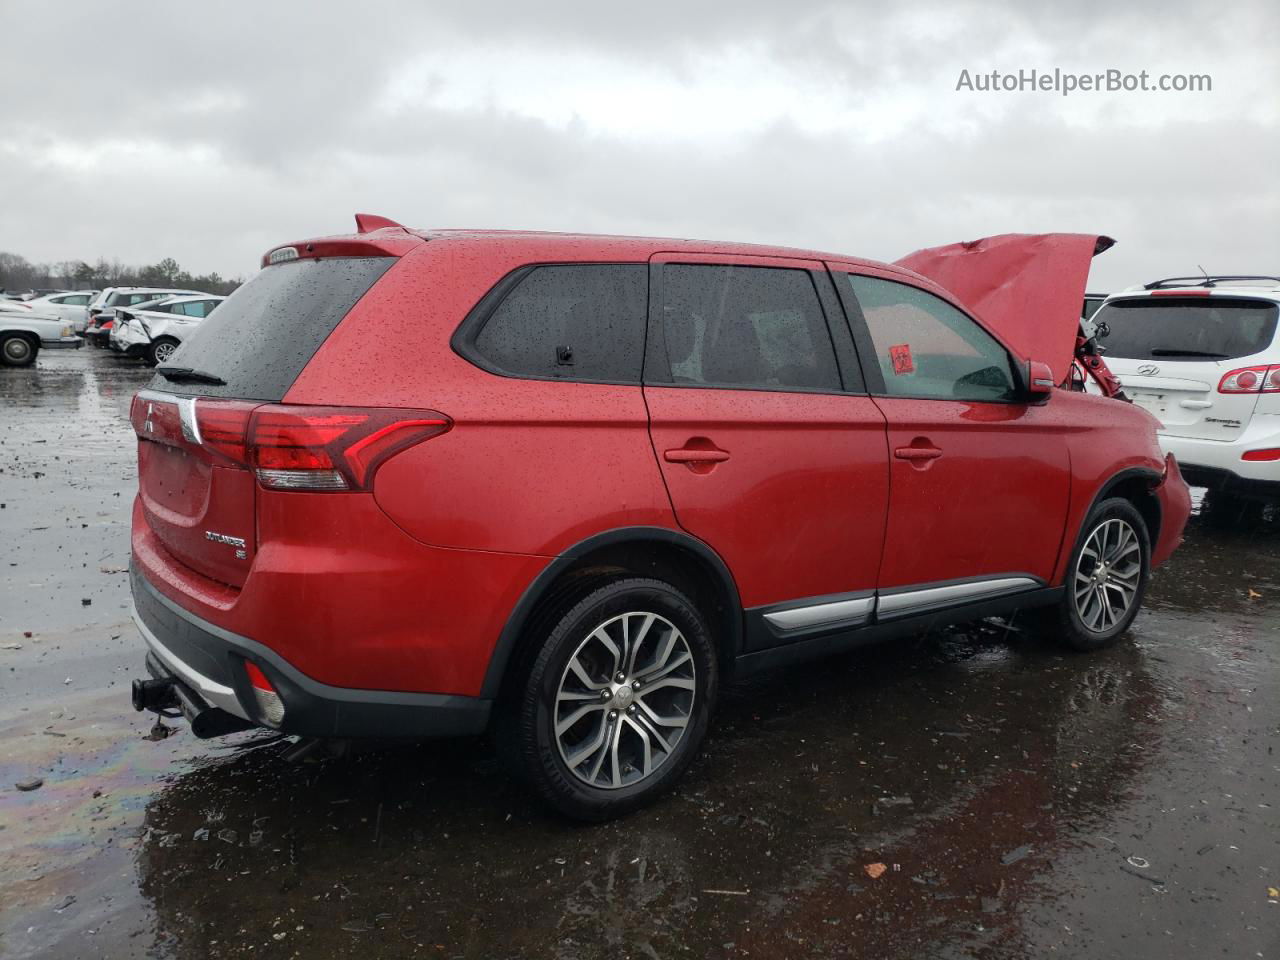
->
[1136,364,1160,376]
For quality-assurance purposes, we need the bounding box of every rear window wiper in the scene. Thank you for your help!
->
[1148,349,1231,359]
[156,366,227,385]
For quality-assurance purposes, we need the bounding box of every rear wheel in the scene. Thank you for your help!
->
[146,337,179,366]
[1032,498,1150,651]
[1,334,37,367]
[513,577,717,820]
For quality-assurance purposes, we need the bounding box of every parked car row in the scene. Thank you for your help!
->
[83,287,211,349]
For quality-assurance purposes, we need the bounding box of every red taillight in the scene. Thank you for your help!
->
[195,400,257,465]
[137,396,450,491]
[1242,449,1280,462]
[1151,289,1212,297]
[248,405,450,492]
[1219,365,1280,394]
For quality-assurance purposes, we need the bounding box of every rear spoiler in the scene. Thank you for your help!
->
[260,214,421,268]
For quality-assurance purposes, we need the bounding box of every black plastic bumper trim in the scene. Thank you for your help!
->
[131,567,492,739]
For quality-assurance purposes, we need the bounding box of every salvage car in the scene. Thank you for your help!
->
[85,287,205,347]
[1,310,83,367]
[111,295,226,365]
[1088,276,1280,502]
[128,219,1191,820]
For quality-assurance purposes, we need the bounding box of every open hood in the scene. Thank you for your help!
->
[894,233,1114,383]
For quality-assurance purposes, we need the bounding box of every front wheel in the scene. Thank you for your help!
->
[513,577,718,821]
[1031,497,1151,651]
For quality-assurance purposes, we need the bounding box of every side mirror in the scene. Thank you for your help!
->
[1024,360,1056,400]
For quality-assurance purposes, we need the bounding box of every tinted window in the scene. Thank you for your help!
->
[845,274,1016,401]
[62,295,89,305]
[657,265,840,391]
[472,265,647,382]
[148,257,394,400]
[1095,297,1278,361]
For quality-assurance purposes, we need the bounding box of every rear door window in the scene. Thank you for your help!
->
[468,264,647,382]
[653,264,842,391]
[147,257,394,400]
[1094,297,1279,361]
[842,274,1016,402]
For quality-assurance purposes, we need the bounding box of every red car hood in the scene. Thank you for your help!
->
[894,233,1114,383]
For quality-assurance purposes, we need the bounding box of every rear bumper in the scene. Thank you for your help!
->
[131,566,493,739]
[1159,417,1280,486]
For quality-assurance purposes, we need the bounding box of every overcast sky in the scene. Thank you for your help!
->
[3,0,1276,290]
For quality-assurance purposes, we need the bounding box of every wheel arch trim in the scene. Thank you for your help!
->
[1057,466,1163,584]
[480,526,743,699]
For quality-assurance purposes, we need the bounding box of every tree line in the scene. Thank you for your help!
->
[0,251,243,296]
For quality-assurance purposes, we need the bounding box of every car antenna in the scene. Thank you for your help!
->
[1198,264,1211,284]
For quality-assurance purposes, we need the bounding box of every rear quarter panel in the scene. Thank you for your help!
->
[285,240,678,555]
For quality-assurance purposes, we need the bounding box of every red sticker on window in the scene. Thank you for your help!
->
[889,343,914,374]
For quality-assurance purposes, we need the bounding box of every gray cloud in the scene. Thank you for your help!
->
[1,0,1276,293]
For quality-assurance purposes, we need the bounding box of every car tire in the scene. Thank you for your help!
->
[1030,497,1151,651]
[512,577,718,821]
[1,334,37,368]
[145,337,180,367]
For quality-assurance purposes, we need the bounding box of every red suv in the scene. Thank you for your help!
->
[129,219,1190,819]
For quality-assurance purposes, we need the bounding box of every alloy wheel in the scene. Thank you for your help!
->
[554,611,696,790]
[152,341,176,364]
[1073,517,1142,632]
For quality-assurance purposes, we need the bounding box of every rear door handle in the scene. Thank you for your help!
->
[894,446,943,461]
[664,448,730,464]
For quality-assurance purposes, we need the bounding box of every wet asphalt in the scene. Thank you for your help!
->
[0,348,1277,960]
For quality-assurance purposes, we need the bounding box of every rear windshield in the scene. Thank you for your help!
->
[147,257,394,400]
[1096,297,1279,361]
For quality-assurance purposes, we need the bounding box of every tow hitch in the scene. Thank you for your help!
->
[132,676,179,713]
[132,656,254,739]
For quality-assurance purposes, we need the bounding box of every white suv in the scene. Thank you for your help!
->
[1090,276,1280,501]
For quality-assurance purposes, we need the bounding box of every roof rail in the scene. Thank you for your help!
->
[1143,275,1280,290]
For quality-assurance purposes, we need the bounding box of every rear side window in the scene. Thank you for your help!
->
[469,264,647,382]
[148,257,394,400]
[844,274,1016,402]
[1095,297,1279,361]
[655,264,841,392]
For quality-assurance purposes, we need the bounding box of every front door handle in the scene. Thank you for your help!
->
[664,448,730,464]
